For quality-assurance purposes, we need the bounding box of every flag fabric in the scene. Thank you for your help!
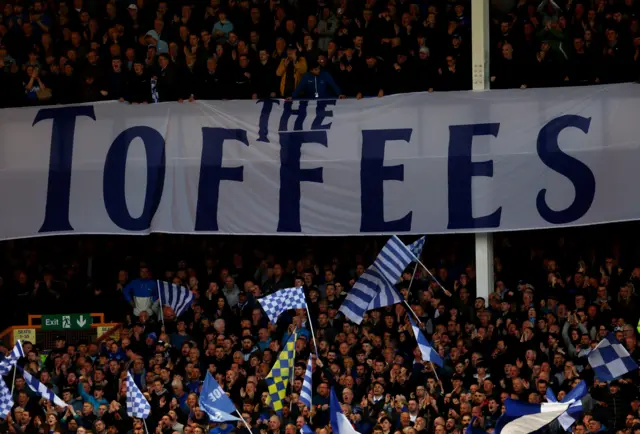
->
[407,236,426,258]
[0,341,24,375]
[588,332,638,381]
[157,280,195,318]
[408,316,444,367]
[545,381,587,431]
[0,376,13,418]
[200,371,240,422]
[301,424,313,434]
[466,417,488,434]
[367,280,404,310]
[125,371,151,419]
[299,354,313,409]
[495,399,570,434]
[17,366,66,408]
[257,287,307,324]
[330,387,360,434]
[340,236,414,324]
[265,332,296,413]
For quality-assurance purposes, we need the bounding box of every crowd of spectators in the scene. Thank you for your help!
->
[0,227,639,434]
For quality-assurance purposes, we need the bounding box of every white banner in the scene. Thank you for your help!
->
[0,83,639,239]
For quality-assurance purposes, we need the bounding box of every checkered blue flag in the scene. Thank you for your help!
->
[0,341,24,376]
[588,332,638,381]
[299,354,313,409]
[257,287,307,324]
[407,236,426,258]
[126,371,151,419]
[0,376,13,418]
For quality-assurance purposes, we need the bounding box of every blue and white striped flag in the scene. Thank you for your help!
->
[0,341,24,376]
[339,236,414,324]
[300,355,313,409]
[126,371,151,419]
[330,387,360,434]
[257,287,307,324]
[157,281,195,318]
[367,281,403,310]
[407,236,426,258]
[0,376,13,418]
[495,399,570,434]
[408,316,443,367]
[17,366,66,408]
[588,332,638,381]
[545,380,587,431]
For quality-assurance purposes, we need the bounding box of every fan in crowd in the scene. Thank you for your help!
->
[1,0,639,107]
[0,232,638,434]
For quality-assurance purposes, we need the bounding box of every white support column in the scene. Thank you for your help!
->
[471,0,490,91]
[472,1,493,302]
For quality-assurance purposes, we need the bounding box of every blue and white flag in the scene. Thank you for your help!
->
[301,424,313,434]
[407,236,426,258]
[125,371,151,419]
[257,287,307,324]
[495,399,570,434]
[330,387,360,434]
[408,316,443,367]
[17,366,66,408]
[367,279,404,311]
[0,376,13,418]
[200,371,240,422]
[588,332,638,381]
[546,381,587,431]
[340,236,414,324]
[0,341,24,375]
[466,417,487,434]
[157,281,195,318]
[300,355,313,409]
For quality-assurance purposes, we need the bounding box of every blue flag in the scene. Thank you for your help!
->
[200,372,240,422]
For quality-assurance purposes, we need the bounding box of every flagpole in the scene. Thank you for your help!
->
[157,281,165,327]
[143,419,150,434]
[305,306,319,358]
[410,257,451,297]
[236,409,253,434]
[430,361,441,384]
[10,368,16,396]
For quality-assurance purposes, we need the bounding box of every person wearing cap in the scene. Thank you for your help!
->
[290,59,343,100]
[144,30,168,54]
[276,44,307,98]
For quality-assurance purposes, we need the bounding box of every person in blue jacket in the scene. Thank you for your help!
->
[122,266,158,317]
[289,61,345,100]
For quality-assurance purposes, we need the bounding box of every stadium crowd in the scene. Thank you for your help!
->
[0,229,639,434]
[1,0,639,107]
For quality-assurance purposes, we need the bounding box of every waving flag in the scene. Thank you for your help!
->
[546,381,587,431]
[0,341,24,375]
[407,236,426,258]
[299,355,313,409]
[265,332,296,412]
[340,236,414,324]
[200,371,239,422]
[125,371,151,419]
[0,376,13,418]
[409,316,443,367]
[17,366,66,408]
[257,287,307,324]
[157,281,194,318]
[588,332,638,381]
[330,387,360,434]
[495,399,570,434]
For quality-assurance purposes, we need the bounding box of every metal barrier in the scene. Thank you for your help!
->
[0,313,122,349]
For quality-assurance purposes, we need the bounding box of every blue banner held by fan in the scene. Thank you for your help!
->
[200,372,239,422]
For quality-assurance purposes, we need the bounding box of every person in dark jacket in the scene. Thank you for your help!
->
[125,61,152,103]
[104,57,126,101]
[290,61,344,100]
[154,53,178,102]
[356,53,386,98]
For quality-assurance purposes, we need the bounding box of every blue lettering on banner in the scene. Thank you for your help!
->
[311,100,336,130]
[257,99,279,143]
[360,129,413,232]
[279,101,309,132]
[34,106,97,233]
[277,131,327,232]
[195,128,249,231]
[536,115,595,224]
[447,123,502,230]
[103,126,166,231]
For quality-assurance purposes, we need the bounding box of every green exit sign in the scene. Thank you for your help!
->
[41,314,92,331]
